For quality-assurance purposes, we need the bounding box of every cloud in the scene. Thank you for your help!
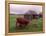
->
[10,4,42,14]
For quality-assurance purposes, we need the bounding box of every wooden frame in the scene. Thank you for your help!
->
[5,1,45,36]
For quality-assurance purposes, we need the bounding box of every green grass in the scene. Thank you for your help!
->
[9,15,43,32]
[9,15,16,32]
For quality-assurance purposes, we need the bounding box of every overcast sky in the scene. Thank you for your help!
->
[10,4,42,14]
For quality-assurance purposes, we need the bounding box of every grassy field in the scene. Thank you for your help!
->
[9,15,43,32]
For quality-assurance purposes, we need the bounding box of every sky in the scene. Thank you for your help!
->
[10,4,42,14]
[10,0,44,2]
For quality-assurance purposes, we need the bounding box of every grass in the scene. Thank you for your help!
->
[9,15,16,32]
[9,15,43,32]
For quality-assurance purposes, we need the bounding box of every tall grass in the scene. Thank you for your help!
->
[9,15,43,32]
